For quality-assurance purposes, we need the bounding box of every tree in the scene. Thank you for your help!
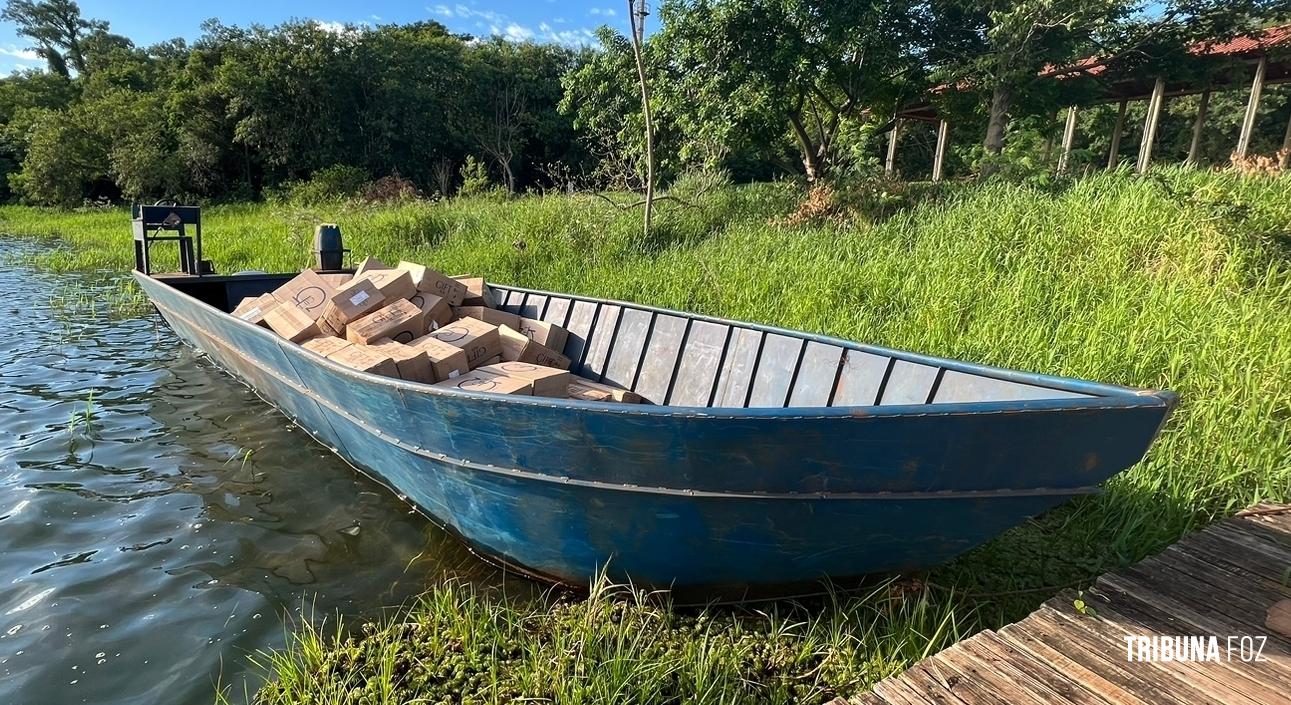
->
[2,0,106,76]
[654,0,928,181]
[627,0,656,234]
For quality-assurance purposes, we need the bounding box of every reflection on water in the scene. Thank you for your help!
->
[0,240,515,705]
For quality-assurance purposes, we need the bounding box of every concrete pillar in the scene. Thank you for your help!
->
[1058,106,1078,175]
[932,119,950,182]
[1236,56,1268,160]
[1188,90,1211,166]
[1136,78,1166,174]
[1108,99,1128,169]
[885,118,902,174]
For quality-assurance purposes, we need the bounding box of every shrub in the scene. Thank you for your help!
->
[270,164,371,205]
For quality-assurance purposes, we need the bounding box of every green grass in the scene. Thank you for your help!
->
[4,167,1290,703]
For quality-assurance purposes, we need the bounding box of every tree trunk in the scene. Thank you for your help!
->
[788,114,823,181]
[628,0,654,237]
[982,84,1011,176]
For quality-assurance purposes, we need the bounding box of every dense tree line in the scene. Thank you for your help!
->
[0,0,1286,206]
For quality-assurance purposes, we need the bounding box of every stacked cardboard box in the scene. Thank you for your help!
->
[240,258,644,403]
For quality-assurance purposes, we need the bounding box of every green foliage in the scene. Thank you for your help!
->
[238,576,963,705]
[456,156,496,199]
[268,164,371,206]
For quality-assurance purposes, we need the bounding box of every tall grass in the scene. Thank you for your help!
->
[4,167,1290,702]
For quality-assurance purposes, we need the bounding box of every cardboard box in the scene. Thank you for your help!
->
[232,293,280,326]
[319,278,385,336]
[569,376,642,404]
[367,339,435,383]
[516,317,569,353]
[316,272,353,289]
[479,362,570,398]
[271,270,334,321]
[427,316,501,369]
[354,255,390,277]
[451,305,521,330]
[409,291,452,330]
[264,304,321,343]
[346,299,425,345]
[328,344,400,377]
[302,336,352,358]
[453,276,497,308]
[408,334,470,381]
[351,268,416,303]
[434,370,532,396]
[398,260,467,306]
[498,325,571,369]
[478,354,502,367]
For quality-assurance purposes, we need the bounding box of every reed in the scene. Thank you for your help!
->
[4,167,1289,703]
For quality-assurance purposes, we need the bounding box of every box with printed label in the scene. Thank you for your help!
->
[264,304,321,343]
[398,260,467,306]
[453,276,497,308]
[408,334,471,382]
[319,278,385,336]
[232,293,280,326]
[479,362,569,398]
[367,339,434,383]
[498,325,571,369]
[434,369,532,395]
[271,270,334,321]
[346,299,425,345]
[426,316,501,369]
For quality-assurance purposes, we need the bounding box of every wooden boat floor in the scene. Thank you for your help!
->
[830,504,1291,705]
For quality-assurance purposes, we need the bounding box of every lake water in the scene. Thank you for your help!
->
[0,240,510,704]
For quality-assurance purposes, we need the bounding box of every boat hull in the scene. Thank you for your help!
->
[136,272,1175,591]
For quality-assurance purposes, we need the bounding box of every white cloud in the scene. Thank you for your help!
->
[0,46,41,62]
[504,23,533,41]
[429,4,454,17]
[313,20,349,34]
[589,7,616,16]
[538,22,552,32]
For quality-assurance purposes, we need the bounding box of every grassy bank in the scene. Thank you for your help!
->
[4,168,1290,703]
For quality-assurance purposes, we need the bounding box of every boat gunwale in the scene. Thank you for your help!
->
[150,292,1110,500]
[139,271,1178,419]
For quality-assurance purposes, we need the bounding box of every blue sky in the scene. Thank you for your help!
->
[0,1,638,73]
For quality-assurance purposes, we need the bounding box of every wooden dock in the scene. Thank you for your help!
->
[834,504,1291,705]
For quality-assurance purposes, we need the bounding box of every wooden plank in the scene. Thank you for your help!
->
[1115,561,1291,651]
[633,314,687,404]
[1153,542,1291,608]
[669,320,728,407]
[1046,594,1267,705]
[601,308,652,391]
[1094,571,1291,679]
[579,305,622,380]
[519,294,547,321]
[541,297,572,328]
[934,645,1052,705]
[1006,606,1208,702]
[747,334,803,408]
[996,623,1150,705]
[787,342,844,408]
[831,350,889,406]
[962,632,1114,705]
[502,290,525,314]
[1196,523,1291,577]
[879,360,939,406]
[1180,527,1291,585]
[879,661,973,705]
[1226,512,1291,548]
[932,370,1089,404]
[562,300,598,369]
[1077,583,1291,704]
[711,328,762,408]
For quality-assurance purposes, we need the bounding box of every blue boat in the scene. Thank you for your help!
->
[130,209,1177,594]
